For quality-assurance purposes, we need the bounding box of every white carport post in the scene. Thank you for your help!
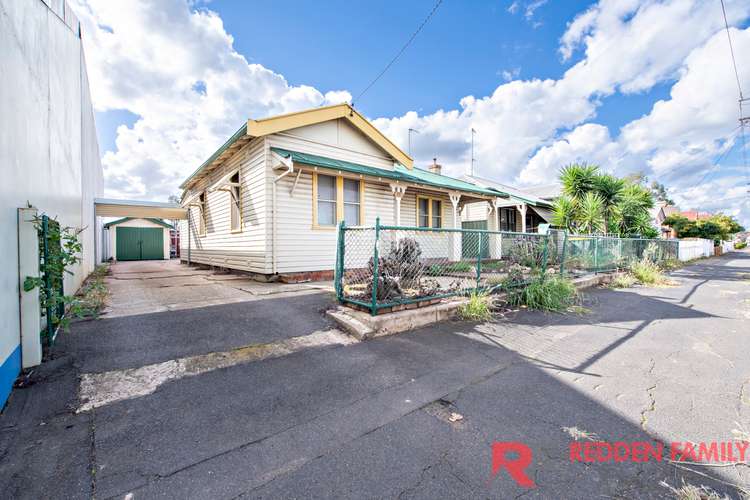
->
[517,203,527,233]
[390,183,406,225]
[449,192,461,261]
[488,198,503,258]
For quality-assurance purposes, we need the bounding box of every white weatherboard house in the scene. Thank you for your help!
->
[461,175,558,233]
[179,104,512,279]
[103,218,174,261]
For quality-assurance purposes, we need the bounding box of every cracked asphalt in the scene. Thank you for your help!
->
[1,252,749,499]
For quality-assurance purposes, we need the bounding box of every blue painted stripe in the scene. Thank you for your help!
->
[0,345,21,409]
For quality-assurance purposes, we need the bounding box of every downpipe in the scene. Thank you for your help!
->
[272,156,294,275]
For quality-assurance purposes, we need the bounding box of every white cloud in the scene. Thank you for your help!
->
[70,0,349,200]
[71,0,750,225]
[499,68,521,82]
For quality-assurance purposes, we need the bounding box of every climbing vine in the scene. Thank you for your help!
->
[23,215,85,333]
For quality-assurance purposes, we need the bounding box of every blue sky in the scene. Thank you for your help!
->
[78,0,750,225]
[96,0,671,152]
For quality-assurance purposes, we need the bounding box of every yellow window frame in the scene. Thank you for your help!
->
[311,171,365,229]
[417,196,443,228]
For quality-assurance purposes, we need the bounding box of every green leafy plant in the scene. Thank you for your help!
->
[507,237,546,268]
[23,215,86,333]
[507,275,578,312]
[458,291,493,321]
[735,241,747,250]
[609,274,637,288]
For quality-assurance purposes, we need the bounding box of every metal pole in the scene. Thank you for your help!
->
[187,209,191,265]
[41,215,54,345]
[371,217,381,316]
[335,221,345,301]
[476,231,482,290]
[559,230,568,277]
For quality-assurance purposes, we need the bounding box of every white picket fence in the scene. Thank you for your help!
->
[677,239,714,261]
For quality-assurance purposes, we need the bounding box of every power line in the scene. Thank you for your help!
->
[351,0,444,106]
[720,0,743,99]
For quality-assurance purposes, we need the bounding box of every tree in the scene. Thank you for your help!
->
[662,213,745,242]
[577,192,605,234]
[593,174,625,232]
[612,183,655,237]
[551,194,577,232]
[649,181,674,205]
[560,163,599,200]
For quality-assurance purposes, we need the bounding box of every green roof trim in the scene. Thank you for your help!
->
[104,217,175,229]
[271,148,508,198]
[180,123,248,189]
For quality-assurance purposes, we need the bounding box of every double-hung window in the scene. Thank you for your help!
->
[417,196,442,228]
[229,172,242,232]
[314,173,363,228]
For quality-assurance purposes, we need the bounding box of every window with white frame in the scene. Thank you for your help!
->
[229,171,241,232]
[198,191,207,235]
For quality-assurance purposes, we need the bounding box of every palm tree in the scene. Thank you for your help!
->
[578,192,605,234]
[551,194,577,231]
[560,163,599,200]
[592,174,625,233]
[613,184,655,236]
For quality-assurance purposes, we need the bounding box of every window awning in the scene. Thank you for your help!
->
[94,198,188,219]
[271,148,509,198]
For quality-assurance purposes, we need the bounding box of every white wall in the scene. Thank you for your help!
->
[0,0,103,399]
[677,239,714,261]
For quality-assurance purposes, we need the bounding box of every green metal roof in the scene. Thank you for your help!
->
[180,123,248,189]
[104,217,175,229]
[271,148,508,198]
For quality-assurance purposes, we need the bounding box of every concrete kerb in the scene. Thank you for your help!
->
[327,271,626,340]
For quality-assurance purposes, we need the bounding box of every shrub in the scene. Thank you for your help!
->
[629,258,664,285]
[365,237,424,300]
[458,291,493,321]
[507,275,578,312]
[659,258,682,271]
[507,237,546,268]
[735,241,747,250]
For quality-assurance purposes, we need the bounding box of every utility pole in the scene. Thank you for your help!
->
[741,98,750,194]
[470,128,477,176]
[408,128,419,156]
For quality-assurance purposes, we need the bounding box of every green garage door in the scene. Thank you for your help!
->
[116,227,164,261]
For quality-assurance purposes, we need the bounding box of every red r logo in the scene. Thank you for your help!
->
[491,442,535,488]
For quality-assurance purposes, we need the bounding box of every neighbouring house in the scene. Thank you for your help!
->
[651,203,679,238]
[178,104,511,280]
[103,218,174,261]
[460,175,557,233]
[679,210,713,221]
[1,0,103,407]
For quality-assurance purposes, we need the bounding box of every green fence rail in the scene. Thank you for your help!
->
[335,221,680,315]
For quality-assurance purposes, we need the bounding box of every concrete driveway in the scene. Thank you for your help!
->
[1,253,749,498]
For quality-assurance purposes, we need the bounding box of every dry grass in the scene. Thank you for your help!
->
[561,426,599,441]
[74,264,110,319]
[660,480,731,500]
[609,273,638,289]
[458,291,493,322]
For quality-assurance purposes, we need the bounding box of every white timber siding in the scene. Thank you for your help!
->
[180,138,269,273]
[105,219,171,261]
[462,201,489,222]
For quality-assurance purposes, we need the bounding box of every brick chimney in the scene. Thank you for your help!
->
[429,158,442,175]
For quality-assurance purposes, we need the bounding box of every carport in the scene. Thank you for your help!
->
[94,198,189,263]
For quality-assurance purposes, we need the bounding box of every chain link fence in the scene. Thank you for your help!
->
[335,220,679,315]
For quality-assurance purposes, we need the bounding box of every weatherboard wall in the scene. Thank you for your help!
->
[180,137,270,273]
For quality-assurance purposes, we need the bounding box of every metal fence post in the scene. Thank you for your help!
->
[41,215,54,345]
[334,220,345,301]
[370,217,381,316]
[559,230,568,277]
[475,231,482,291]
[541,233,549,276]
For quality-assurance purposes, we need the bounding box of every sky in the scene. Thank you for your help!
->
[69,0,750,227]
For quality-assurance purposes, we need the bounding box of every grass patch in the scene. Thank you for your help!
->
[660,480,730,500]
[507,275,578,312]
[458,291,493,322]
[630,259,667,286]
[659,258,683,271]
[609,273,638,289]
[72,264,110,319]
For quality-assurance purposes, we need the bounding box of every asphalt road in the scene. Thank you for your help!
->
[1,252,749,499]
